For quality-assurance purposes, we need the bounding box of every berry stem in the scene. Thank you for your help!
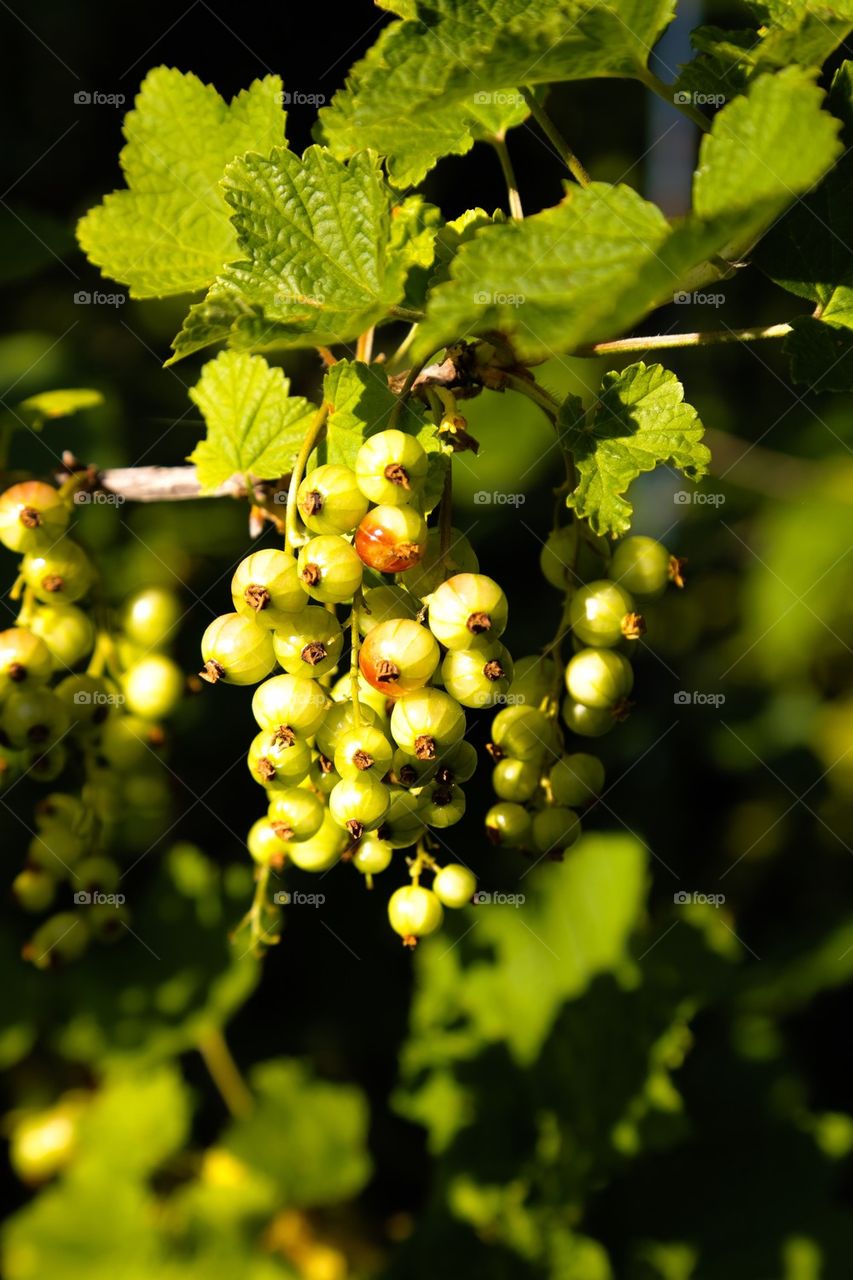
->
[285,402,330,555]
[390,361,426,427]
[350,587,363,725]
[196,1027,254,1118]
[502,372,559,420]
[490,136,523,219]
[520,87,591,188]
[356,327,375,363]
[575,323,792,357]
[439,462,453,564]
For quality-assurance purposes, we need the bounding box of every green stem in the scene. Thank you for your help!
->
[196,1027,254,1118]
[389,323,419,370]
[520,87,591,188]
[439,462,453,563]
[576,322,792,358]
[390,361,425,427]
[637,68,711,133]
[284,402,330,555]
[491,136,523,219]
[350,587,363,723]
[389,304,425,323]
[503,371,560,417]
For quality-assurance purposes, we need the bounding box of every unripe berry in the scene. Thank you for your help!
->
[99,714,163,770]
[427,573,508,650]
[509,654,557,708]
[252,673,330,736]
[549,754,605,807]
[316,699,382,759]
[390,688,466,760]
[539,525,578,590]
[23,912,89,969]
[200,613,276,685]
[287,810,349,872]
[297,535,363,605]
[9,1099,83,1184]
[434,739,478,785]
[123,654,184,719]
[247,817,290,867]
[561,697,616,737]
[0,628,52,692]
[248,729,312,788]
[0,481,69,552]
[231,549,307,625]
[71,856,121,894]
[329,773,389,839]
[569,579,642,646]
[122,586,181,647]
[267,787,325,842]
[490,705,556,763]
[532,807,581,857]
[353,835,393,877]
[309,752,340,795]
[334,724,394,780]
[420,780,466,828]
[355,504,428,573]
[272,606,343,678]
[492,756,540,802]
[55,674,119,729]
[0,745,23,790]
[381,786,426,848]
[441,642,514,708]
[297,464,369,535]
[22,540,94,604]
[35,791,89,832]
[359,584,419,636]
[25,744,68,783]
[12,867,57,913]
[27,822,84,871]
[388,884,443,944]
[88,903,131,944]
[2,688,70,748]
[359,619,440,699]
[29,603,95,671]
[433,864,476,909]
[355,429,428,506]
[398,527,479,599]
[609,535,671,597]
[485,801,531,847]
[565,648,633,709]
[330,670,391,721]
[390,747,435,789]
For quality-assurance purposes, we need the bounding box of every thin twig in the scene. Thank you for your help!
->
[575,323,792,357]
[491,136,523,219]
[520,87,591,187]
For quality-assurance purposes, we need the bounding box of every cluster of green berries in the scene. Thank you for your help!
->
[485,533,682,858]
[200,429,508,946]
[0,479,185,967]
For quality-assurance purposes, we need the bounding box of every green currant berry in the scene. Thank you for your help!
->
[388,884,443,943]
[200,613,276,686]
[421,781,466,828]
[565,648,633,709]
[22,540,94,604]
[441,641,514,709]
[297,464,369,535]
[330,671,391,721]
[123,654,184,719]
[287,810,349,872]
[25,744,68,783]
[9,1100,83,1183]
[398,527,479,600]
[0,481,69,553]
[427,573,508,651]
[23,912,89,969]
[569,580,642,646]
[272,606,343,679]
[252,673,330,736]
[309,753,340,795]
[247,817,290,867]
[0,745,24,790]
[355,429,428,506]
[0,628,52,692]
[267,786,325,842]
[2,688,70,748]
[99,714,162,770]
[27,822,84,871]
[87,903,130,943]
[485,801,532,847]
[390,747,435,789]
[248,729,312,788]
[509,655,557,708]
[71,856,121,895]
[12,867,57,913]
[561,697,616,737]
[29,603,95,671]
[359,584,418,636]
[434,739,478,785]
[492,756,540,802]
[539,525,578,590]
[297,536,363,604]
[334,723,394,780]
[122,586,181,647]
[433,864,476,909]
[609,535,672,597]
[55,674,119,728]
[355,504,428,573]
[390,688,466,761]
[490,705,556,763]
[353,835,394,878]
[359,619,440,699]
[35,791,90,833]
[329,773,389,839]
[381,802,426,850]
[549,753,605,807]
[532,807,582,857]
[231,549,307,625]
[316,699,382,759]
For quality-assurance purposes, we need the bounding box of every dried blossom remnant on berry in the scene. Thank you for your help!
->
[300,563,321,587]
[318,752,334,773]
[346,819,365,839]
[244,583,271,611]
[272,724,296,747]
[384,462,410,489]
[200,659,225,684]
[42,574,64,593]
[257,756,277,782]
[483,659,505,681]
[271,821,293,842]
[397,763,417,786]
[20,507,41,529]
[300,490,324,516]
[467,611,491,634]
[353,749,374,771]
[621,612,646,640]
[376,658,400,682]
[435,765,453,785]
[669,556,687,589]
[414,733,436,760]
[301,641,327,666]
